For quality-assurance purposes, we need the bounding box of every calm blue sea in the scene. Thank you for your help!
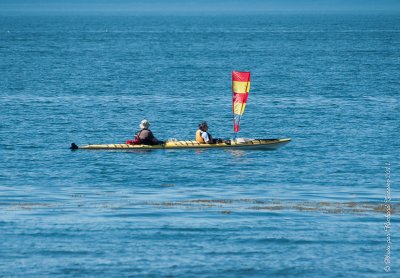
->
[0,13,399,277]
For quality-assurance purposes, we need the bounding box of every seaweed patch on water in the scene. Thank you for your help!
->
[1,199,398,215]
[147,199,399,215]
[5,203,55,211]
[191,199,233,204]
[160,183,175,187]
[250,205,284,211]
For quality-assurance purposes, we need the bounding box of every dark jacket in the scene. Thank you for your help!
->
[137,129,159,145]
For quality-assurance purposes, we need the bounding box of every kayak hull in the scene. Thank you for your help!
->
[71,138,291,150]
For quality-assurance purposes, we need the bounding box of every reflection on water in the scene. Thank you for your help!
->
[225,149,247,157]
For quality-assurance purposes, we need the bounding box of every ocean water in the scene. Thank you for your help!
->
[0,13,399,277]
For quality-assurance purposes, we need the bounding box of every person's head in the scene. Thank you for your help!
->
[139,119,150,129]
[198,121,208,131]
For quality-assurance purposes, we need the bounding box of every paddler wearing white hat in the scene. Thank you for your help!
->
[126,119,162,145]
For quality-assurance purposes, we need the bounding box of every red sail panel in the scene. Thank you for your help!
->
[232,71,250,82]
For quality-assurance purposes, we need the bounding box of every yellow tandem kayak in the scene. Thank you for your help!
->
[70,138,291,151]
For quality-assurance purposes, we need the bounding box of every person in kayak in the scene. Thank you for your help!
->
[126,119,162,145]
[196,121,223,144]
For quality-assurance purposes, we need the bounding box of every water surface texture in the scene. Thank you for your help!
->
[0,14,399,277]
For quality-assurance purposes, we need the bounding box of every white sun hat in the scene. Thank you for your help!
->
[139,119,150,129]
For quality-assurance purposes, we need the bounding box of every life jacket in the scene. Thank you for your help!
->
[196,130,204,143]
[196,129,212,143]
